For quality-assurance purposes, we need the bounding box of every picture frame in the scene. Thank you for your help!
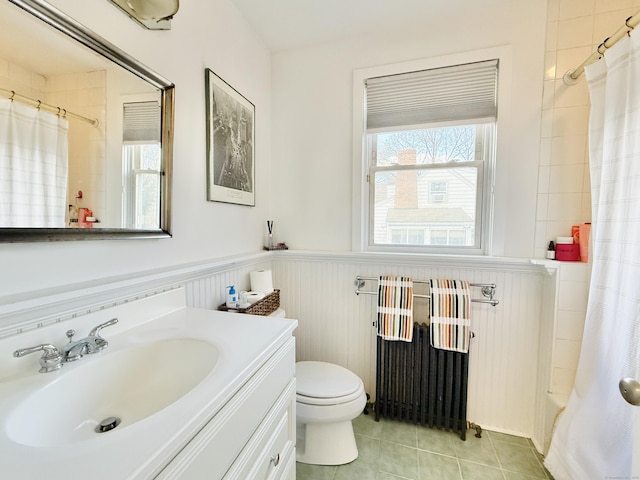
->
[205,68,255,206]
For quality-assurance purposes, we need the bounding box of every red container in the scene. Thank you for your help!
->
[555,243,580,261]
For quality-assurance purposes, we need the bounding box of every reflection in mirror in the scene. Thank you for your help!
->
[0,0,174,241]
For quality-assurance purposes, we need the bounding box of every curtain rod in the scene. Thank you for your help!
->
[0,87,99,127]
[564,10,640,85]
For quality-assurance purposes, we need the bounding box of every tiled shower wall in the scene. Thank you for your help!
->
[536,0,640,255]
[535,0,640,399]
[0,57,46,101]
[48,71,107,223]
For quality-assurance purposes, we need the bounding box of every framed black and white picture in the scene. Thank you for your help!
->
[205,68,255,206]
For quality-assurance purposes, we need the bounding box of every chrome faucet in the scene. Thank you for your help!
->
[13,318,119,372]
[62,318,119,362]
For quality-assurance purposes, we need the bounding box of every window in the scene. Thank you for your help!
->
[364,59,498,253]
[123,144,161,228]
[449,230,467,245]
[430,229,467,246]
[122,101,161,229]
[390,227,425,245]
[430,230,448,245]
[429,181,448,204]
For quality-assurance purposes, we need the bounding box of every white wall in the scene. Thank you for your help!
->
[270,2,547,258]
[0,0,272,300]
[0,1,550,294]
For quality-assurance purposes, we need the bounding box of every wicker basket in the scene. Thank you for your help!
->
[218,289,280,316]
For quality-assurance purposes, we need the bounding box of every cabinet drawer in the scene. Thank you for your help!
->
[276,447,296,480]
[249,395,293,480]
[224,379,295,480]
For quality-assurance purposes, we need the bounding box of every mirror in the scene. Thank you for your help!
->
[0,0,174,242]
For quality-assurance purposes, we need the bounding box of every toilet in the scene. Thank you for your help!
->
[295,361,367,465]
[269,309,367,465]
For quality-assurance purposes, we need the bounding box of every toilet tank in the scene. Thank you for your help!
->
[269,308,286,318]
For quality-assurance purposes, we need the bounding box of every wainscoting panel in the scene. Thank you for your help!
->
[1,250,550,441]
[272,254,544,437]
[184,260,273,310]
[0,253,273,339]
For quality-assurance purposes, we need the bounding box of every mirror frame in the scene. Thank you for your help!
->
[2,0,174,242]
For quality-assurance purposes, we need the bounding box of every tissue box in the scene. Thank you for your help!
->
[556,243,580,261]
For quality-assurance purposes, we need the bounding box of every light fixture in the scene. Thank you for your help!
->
[108,0,179,30]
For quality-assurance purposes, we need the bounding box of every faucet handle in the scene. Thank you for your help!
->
[66,329,76,342]
[88,318,118,337]
[13,344,63,373]
[87,318,118,352]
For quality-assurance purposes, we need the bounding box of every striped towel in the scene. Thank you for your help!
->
[377,276,414,342]
[429,279,471,353]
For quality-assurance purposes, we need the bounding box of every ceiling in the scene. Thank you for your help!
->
[229,0,486,52]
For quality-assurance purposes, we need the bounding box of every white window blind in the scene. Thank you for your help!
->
[365,59,498,130]
[123,101,161,143]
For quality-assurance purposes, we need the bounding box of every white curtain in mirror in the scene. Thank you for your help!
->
[0,99,69,227]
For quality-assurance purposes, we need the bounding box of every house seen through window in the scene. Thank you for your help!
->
[429,181,447,204]
[365,59,498,252]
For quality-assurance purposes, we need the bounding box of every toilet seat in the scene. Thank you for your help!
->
[295,360,367,465]
[296,361,364,406]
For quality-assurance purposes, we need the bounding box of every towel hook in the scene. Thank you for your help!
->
[36,100,41,110]
[9,90,15,102]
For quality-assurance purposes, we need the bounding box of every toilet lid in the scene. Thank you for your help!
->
[296,361,363,399]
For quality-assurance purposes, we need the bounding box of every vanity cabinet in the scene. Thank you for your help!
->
[156,337,296,480]
[0,289,297,480]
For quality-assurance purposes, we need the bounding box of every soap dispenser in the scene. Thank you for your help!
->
[226,285,238,308]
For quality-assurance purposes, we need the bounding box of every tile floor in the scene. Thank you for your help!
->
[296,413,553,480]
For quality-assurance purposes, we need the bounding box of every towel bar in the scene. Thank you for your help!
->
[353,276,499,306]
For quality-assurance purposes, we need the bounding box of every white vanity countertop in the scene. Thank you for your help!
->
[0,304,297,479]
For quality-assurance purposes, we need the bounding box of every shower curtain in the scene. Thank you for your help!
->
[545,30,640,479]
[0,98,69,227]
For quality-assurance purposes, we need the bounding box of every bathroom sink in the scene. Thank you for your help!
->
[0,295,298,480]
[5,337,218,447]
